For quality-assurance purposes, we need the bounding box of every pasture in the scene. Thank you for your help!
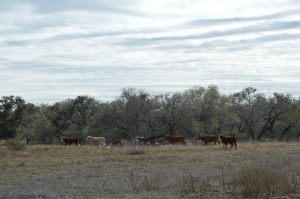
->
[0,142,299,199]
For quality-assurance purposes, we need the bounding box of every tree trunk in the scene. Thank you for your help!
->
[279,124,294,141]
[257,123,269,140]
[248,128,255,140]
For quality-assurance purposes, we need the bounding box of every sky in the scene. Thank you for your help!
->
[1,0,300,104]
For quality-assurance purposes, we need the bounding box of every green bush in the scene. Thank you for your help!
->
[5,138,26,151]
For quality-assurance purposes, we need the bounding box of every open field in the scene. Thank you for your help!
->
[0,142,300,199]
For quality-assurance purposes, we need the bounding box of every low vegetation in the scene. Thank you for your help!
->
[126,146,148,155]
[0,142,299,198]
[179,174,213,199]
[4,138,26,151]
[233,163,297,199]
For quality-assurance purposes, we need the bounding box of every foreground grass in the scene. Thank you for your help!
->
[0,142,299,199]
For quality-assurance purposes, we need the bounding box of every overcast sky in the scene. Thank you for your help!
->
[1,0,300,103]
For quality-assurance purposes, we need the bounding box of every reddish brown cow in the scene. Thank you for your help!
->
[219,135,237,149]
[110,139,124,146]
[197,135,220,145]
[62,137,79,146]
[165,135,187,145]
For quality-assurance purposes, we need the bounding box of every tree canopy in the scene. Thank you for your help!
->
[1,86,299,144]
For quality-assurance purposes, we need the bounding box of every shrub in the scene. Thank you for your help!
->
[126,170,159,193]
[179,174,212,199]
[233,164,297,199]
[0,140,6,146]
[5,138,26,151]
[126,146,148,155]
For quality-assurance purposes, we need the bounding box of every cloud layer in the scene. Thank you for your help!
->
[1,0,300,103]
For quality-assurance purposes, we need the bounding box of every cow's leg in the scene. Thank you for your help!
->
[205,141,207,145]
[234,141,237,149]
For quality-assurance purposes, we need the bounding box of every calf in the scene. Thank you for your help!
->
[136,135,164,145]
[197,135,220,145]
[136,136,147,145]
[165,135,187,145]
[62,137,79,146]
[219,135,237,149]
[86,136,106,146]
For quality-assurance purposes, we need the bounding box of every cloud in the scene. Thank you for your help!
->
[186,9,300,26]
[119,20,300,47]
[0,0,300,103]
[0,0,142,15]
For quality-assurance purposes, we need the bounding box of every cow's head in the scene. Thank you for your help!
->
[135,136,144,141]
[86,136,92,141]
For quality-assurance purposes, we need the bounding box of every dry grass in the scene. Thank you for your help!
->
[233,162,297,199]
[126,146,148,155]
[0,142,299,199]
[4,138,26,151]
[179,173,213,199]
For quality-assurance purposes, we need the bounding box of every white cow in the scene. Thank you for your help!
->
[86,136,106,146]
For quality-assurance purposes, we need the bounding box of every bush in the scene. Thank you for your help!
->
[0,140,6,146]
[179,174,212,199]
[126,146,148,155]
[126,170,159,193]
[5,138,26,151]
[233,164,297,199]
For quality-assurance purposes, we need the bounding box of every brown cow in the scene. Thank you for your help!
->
[165,135,187,145]
[110,139,124,146]
[197,135,220,145]
[219,135,237,149]
[62,137,79,146]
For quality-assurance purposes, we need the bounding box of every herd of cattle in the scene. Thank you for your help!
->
[62,134,237,149]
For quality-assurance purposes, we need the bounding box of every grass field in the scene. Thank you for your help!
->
[0,142,299,199]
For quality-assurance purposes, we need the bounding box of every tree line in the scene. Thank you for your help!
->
[1,85,299,144]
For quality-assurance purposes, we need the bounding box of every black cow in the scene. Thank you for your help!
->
[197,135,220,145]
[62,137,79,146]
[219,135,237,149]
